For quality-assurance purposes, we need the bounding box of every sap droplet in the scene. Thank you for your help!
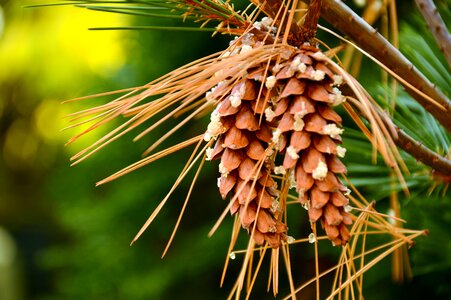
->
[286,236,295,244]
[229,252,236,260]
[308,233,316,244]
[344,205,353,213]
[387,209,396,225]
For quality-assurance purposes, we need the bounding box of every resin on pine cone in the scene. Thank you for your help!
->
[204,18,352,247]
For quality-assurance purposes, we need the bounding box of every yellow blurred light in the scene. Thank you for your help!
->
[54,9,127,76]
[0,4,131,157]
[34,99,68,142]
[0,5,128,81]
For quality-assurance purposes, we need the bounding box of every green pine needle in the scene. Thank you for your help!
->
[89,25,216,31]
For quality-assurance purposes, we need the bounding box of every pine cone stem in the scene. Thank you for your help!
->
[299,0,322,44]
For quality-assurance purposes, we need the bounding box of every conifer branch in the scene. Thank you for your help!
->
[299,0,321,43]
[301,0,451,132]
[379,112,451,175]
[415,0,451,67]
[342,84,451,175]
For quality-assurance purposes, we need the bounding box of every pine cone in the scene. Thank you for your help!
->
[205,81,288,248]
[205,21,352,247]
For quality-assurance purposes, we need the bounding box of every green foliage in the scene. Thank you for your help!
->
[340,5,451,298]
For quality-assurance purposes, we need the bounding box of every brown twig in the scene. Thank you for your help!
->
[341,84,451,175]
[299,0,322,43]
[300,0,451,132]
[379,111,451,175]
[415,0,451,67]
[251,0,279,20]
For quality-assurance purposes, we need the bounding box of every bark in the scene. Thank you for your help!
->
[342,83,451,175]
[415,0,451,67]
[299,0,322,43]
[379,112,451,175]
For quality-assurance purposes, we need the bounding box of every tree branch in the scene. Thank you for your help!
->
[301,0,451,132]
[341,83,451,175]
[415,0,451,67]
[299,0,321,43]
[379,112,451,175]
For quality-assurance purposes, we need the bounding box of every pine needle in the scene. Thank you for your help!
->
[161,138,205,257]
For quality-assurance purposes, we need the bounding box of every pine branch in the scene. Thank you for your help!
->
[415,0,451,67]
[379,111,451,175]
[342,85,451,175]
[301,0,451,132]
[299,0,321,43]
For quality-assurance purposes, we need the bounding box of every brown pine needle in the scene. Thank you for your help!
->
[65,99,123,122]
[173,98,210,119]
[281,243,297,300]
[69,110,147,165]
[234,239,256,300]
[357,214,369,298]
[244,244,269,300]
[350,206,406,224]
[130,140,211,245]
[66,101,135,149]
[63,107,120,132]
[62,86,145,103]
[318,24,446,111]
[341,250,355,300]
[161,141,206,258]
[96,135,204,186]
[272,247,280,296]
[221,216,241,287]
[323,56,409,193]
[313,223,320,300]
[326,234,424,300]
[283,230,424,300]
[141,101,212,156]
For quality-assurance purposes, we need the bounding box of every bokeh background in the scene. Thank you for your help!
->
[0,1,450,299]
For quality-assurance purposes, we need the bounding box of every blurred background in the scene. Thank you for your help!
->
[0,0,449,299]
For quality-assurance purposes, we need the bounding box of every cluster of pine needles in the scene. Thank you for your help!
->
[61,0,449,299]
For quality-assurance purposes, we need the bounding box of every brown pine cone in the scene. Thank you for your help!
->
[204,21,352,247]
